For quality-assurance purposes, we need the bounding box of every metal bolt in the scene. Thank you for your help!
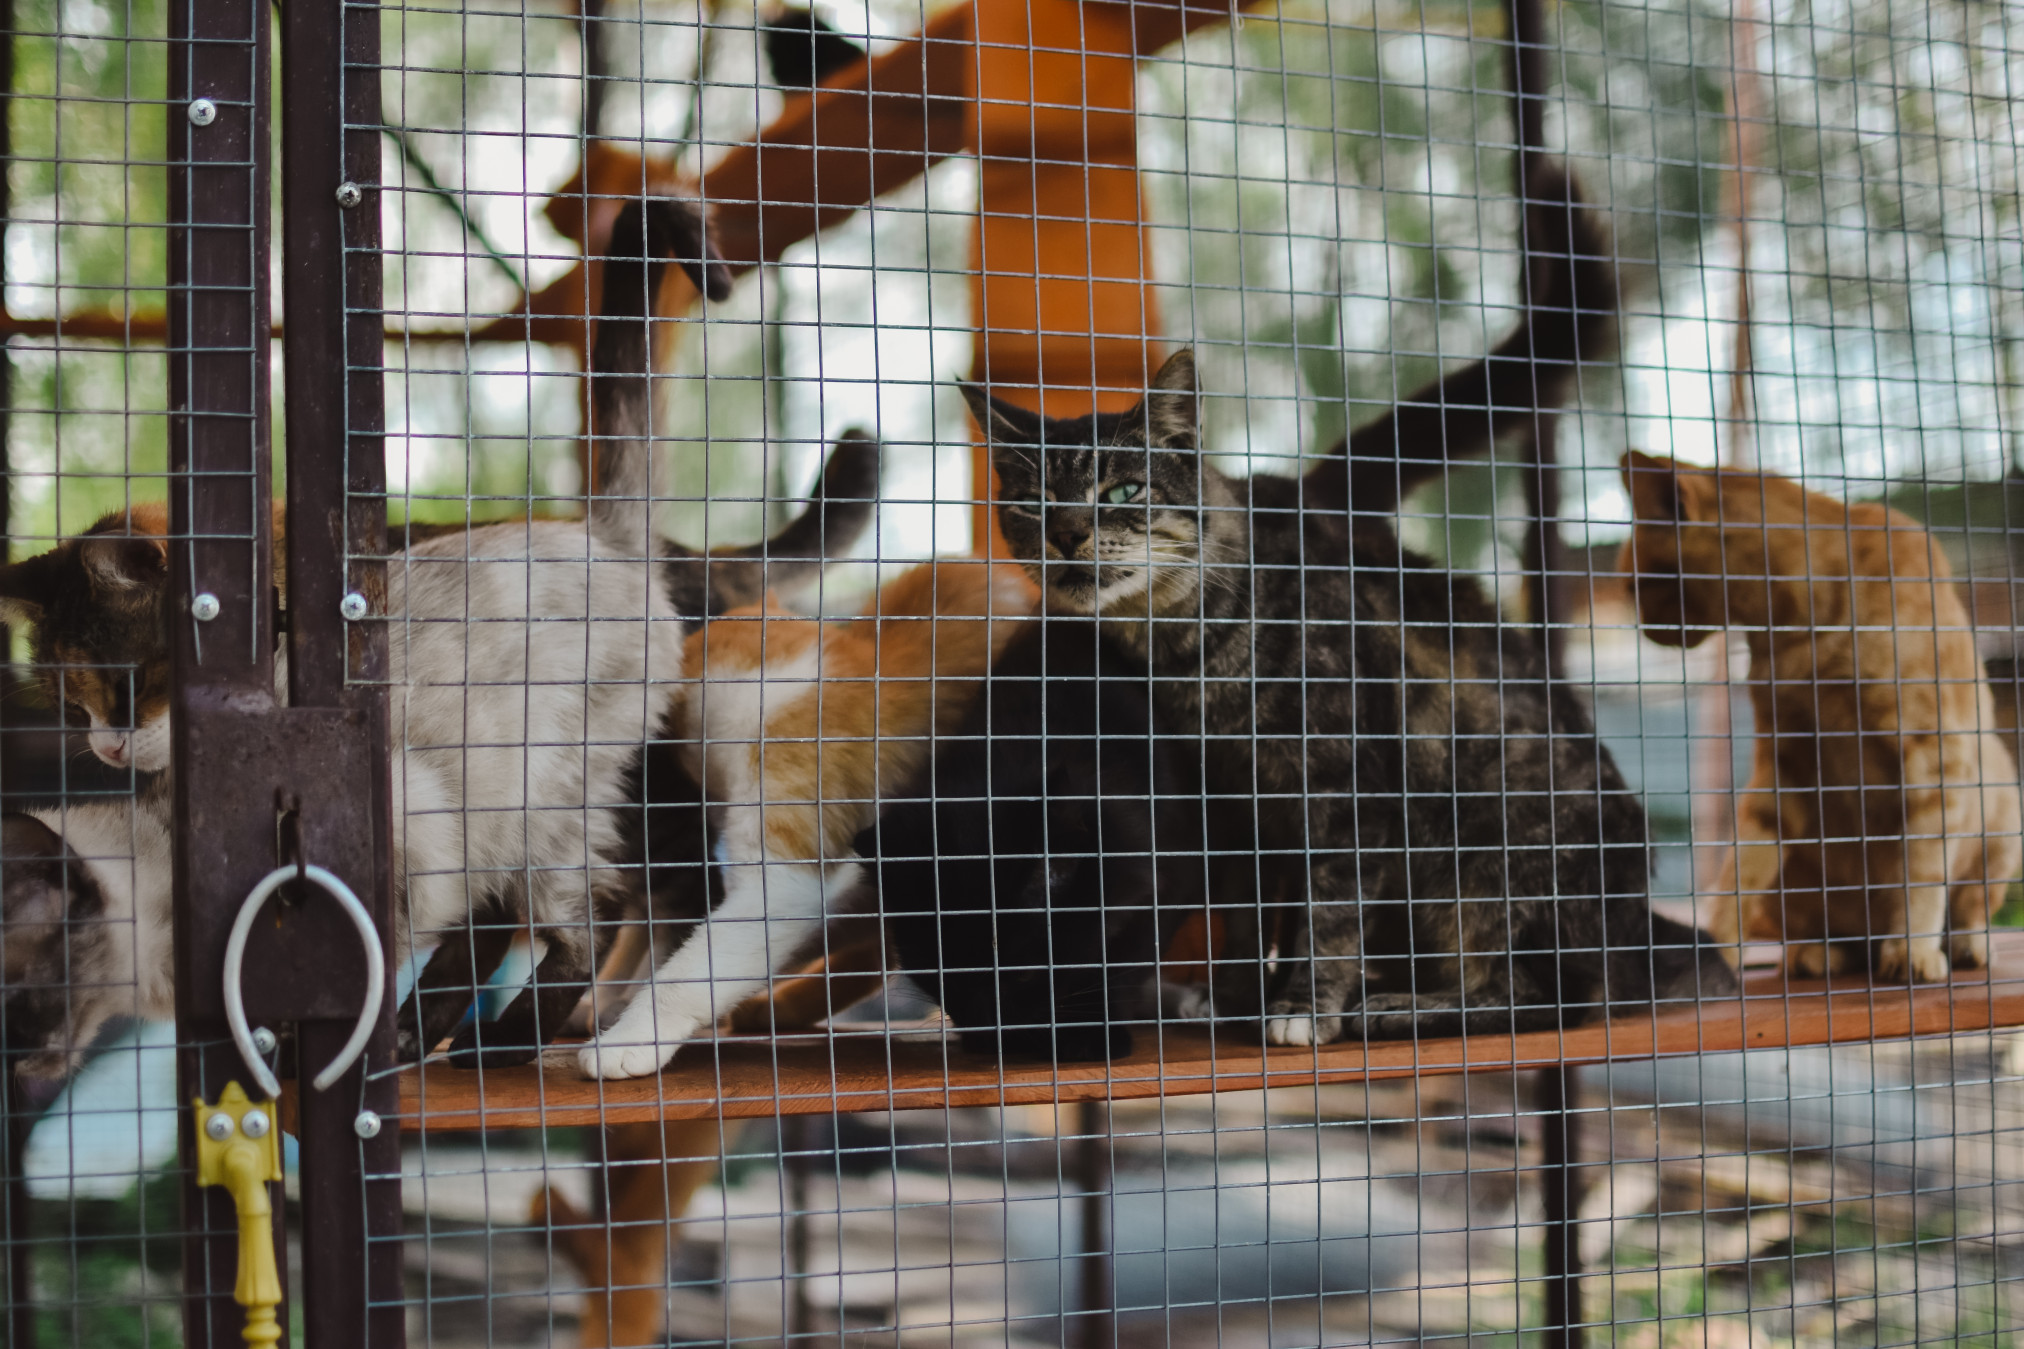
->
[239,1108,271,1139]
[339,591,369,621]
[191,592,221,622]
[334,181,363,209]
[187,98,216,127]
[204,1111,235,1142]
[252,1026,279,1056]
[352,1110,382,1140]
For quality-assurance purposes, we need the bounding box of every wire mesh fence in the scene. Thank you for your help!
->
[3,0,2024,1345]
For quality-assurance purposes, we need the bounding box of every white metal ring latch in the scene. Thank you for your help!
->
[223,864,385,1099]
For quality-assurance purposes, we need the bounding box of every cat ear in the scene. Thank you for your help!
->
[1620,450,1683,522]
[1143,349,1198,447]
[0,551,59,626]
[78,532,169,593]
[960,383,1046,447]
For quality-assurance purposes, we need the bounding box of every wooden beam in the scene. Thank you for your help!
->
[324,934,2024,1133]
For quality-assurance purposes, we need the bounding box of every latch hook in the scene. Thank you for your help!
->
[224,863,385,1097]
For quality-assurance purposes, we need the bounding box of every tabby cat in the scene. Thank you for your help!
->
[953,166,1736,1047]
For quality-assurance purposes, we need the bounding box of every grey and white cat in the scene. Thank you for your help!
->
[965,167,1738,1044]
[0,195,735,1079]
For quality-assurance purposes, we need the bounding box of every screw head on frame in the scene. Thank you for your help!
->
[353,1110,382,1140]
[240,1109,272,1140]
[187,98,217,127]
[191,593,221,622]
[251,1027,279,1056]
[339,592,369,621]
[334,182,363,210]
[204,1111,235,1142]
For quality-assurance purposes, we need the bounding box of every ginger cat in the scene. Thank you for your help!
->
[1619,451,2023,981]
[579,559,1037,1078]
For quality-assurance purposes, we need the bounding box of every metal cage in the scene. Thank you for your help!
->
[3,0,2023,1345]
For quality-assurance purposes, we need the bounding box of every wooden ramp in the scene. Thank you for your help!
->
[349,933,2024,1133]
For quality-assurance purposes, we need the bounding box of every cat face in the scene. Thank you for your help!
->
[0,505,175,772]
[1618,450,1780,646]
[963,349,1235,621]
[1,813,115,1093]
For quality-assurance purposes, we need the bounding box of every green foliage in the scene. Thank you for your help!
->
[7,0,172,549]
[30,1170,184,1347]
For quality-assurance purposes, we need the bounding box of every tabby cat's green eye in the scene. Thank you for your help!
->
[1103,482,1144,505]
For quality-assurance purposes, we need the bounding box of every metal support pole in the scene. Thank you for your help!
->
[786,1117,814,1340]
[167,0,279,1341]
[278,0,402,1343]
[1537,1065,1582,1348]
[1506,0,1582,1343]
[1075,1101,1114,1349]
[0,3,30,1342]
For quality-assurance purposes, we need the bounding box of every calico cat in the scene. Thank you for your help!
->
[577,558,1036,1078]
[0,194,738,1079]
[956,167,1736,1047]
[1619,451,2024,981]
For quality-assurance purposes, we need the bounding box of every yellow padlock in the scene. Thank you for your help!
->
[193,1081,285,1348]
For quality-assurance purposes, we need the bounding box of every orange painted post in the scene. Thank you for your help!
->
[965,0,1165,554]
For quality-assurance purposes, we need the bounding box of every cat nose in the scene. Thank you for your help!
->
[1047,506,1094,556]
[88,731,128,767]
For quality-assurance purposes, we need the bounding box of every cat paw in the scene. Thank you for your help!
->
[1874,938,1950,984]
[1161,981,1214,1021]
[577,1038,674,1080]
[1951,931,1990,971]
[1265,1014,1341,1047]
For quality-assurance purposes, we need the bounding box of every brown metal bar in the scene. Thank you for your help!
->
[1074,1101,1114,1349]
[0,1,33,1341]
[1508,0,1582,1341]
[167,0,281,1344]
[1536,1065,1582,1347]
[279,0,402,1342]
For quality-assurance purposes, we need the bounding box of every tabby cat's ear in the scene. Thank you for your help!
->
[960,383,1046,447]
[1144,349,1198,448]
[0,551,59,626]
[78,532,169,593]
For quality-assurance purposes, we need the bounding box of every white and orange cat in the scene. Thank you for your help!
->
[579,559,1036,1078]
[1620,451,2023,981]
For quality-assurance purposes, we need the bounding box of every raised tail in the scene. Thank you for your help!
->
[1309,159,1618,514]
[678,429,884,613]
[587,195,735,558]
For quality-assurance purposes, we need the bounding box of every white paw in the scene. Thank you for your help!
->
[1951,931,1989,971]
[577,1038,674,1080]
[1266,1015,1319,1047]
[1162,981,1214,1020]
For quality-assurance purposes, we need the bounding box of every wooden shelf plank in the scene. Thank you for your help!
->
[338,933,2024,1133]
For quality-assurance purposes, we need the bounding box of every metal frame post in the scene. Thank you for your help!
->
[279,0,402,1342]
[1507,0,1583,1343]
[166,0,279,1342]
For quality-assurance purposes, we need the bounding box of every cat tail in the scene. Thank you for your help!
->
[587,195,735,560]
[1324,158,1618,513]
[1600,909,1741,1015]
[674,428,884,605]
